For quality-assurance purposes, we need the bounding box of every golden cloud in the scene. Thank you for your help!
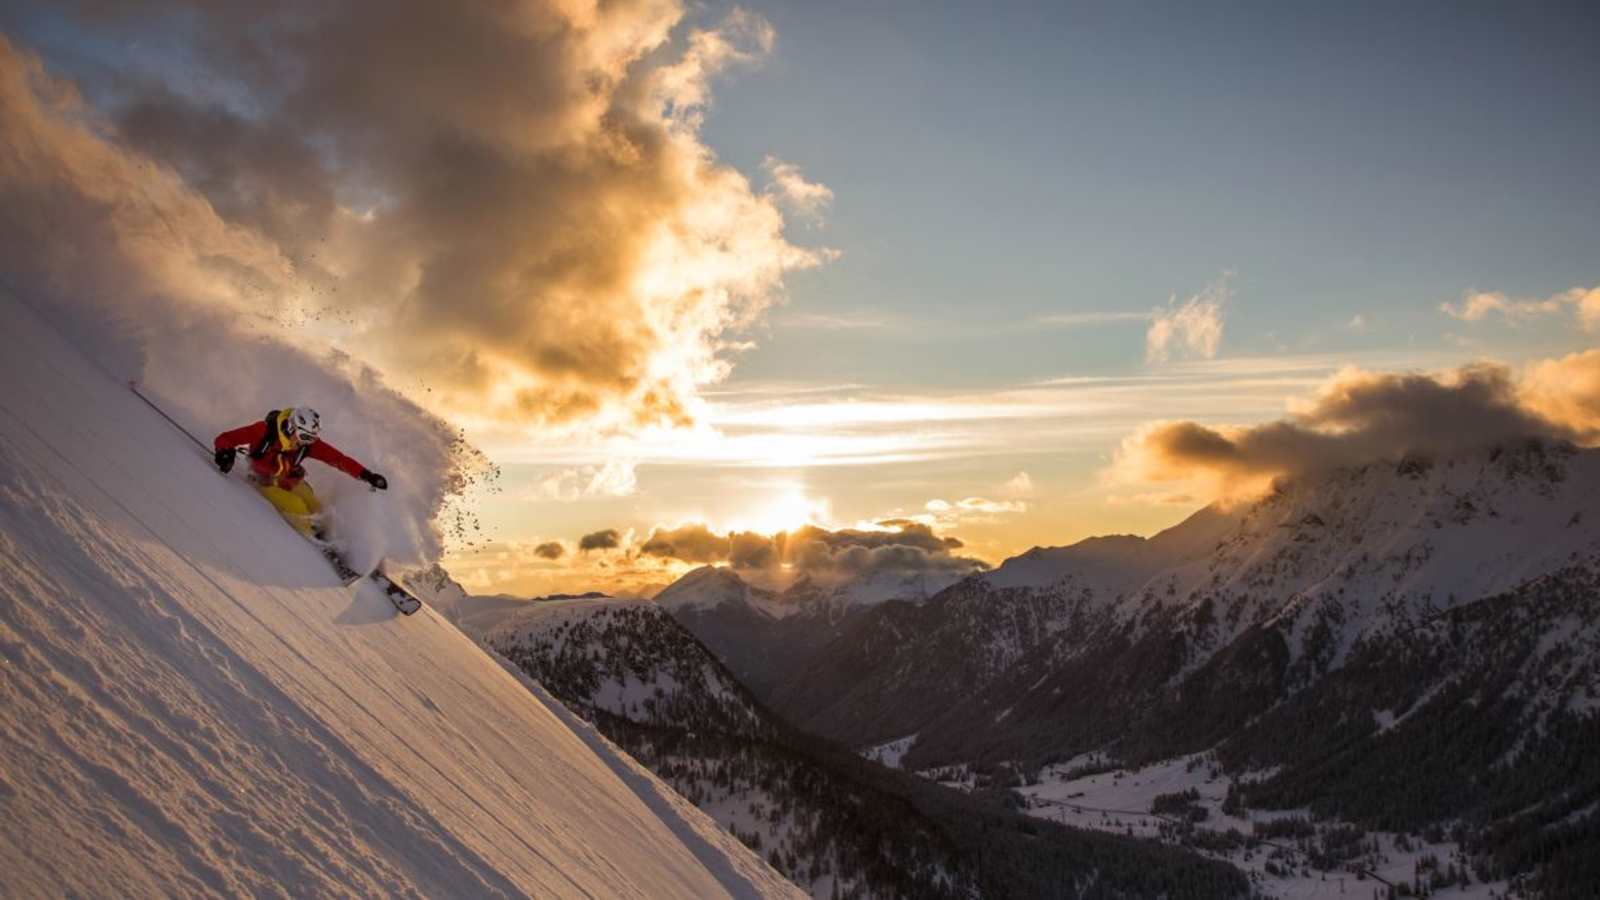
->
[634,521,982,580]
[9,2,829,435]
[1521,349,1600,443]
[1110,359,1600,500]
[1440,286,1600,332]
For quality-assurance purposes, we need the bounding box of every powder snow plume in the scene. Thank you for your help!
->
[0,35,485,567]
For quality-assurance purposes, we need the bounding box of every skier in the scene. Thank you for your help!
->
[212,407,387,539]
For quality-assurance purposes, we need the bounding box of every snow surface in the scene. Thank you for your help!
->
[860,734,918,770]
[655,566,779,616]
[0,290,799,898]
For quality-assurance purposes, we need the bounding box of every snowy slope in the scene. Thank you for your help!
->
[655,565,782,616]
[0,291,799,898]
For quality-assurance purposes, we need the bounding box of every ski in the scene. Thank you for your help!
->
[315,542,368,586]
[369,564,424,616]
[314,542,423,615]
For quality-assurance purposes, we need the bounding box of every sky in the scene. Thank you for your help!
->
[3,1,1597,597]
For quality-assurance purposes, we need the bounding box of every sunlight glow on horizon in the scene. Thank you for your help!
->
[720,482,833,534]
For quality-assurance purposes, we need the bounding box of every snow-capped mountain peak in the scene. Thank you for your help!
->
[654,562,959,621]
[654,565,781,615]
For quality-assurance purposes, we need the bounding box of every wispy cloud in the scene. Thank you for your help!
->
[1439,286,1600,332]
[1104,491,1197,507]
[779,310,897,330]
[762,155,834,224]
[1147,280,1228,363]
[481,348,1467,472]
[1036,310,1150,327]
[527,459,638,502]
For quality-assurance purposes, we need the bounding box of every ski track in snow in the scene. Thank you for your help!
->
[0,291,799,899]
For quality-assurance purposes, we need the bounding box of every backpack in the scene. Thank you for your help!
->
[248,409,312,468]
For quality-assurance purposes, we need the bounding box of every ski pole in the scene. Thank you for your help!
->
[128,381,211,453]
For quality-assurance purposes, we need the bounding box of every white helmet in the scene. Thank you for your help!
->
[283,407,321,444]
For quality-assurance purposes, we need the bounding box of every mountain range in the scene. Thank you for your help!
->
[476,596,1252,899]
[650,441,1600,895]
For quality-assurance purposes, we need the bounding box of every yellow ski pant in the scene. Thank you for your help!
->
[257,482,323,537]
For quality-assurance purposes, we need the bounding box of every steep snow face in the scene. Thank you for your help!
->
[0,292,798,899]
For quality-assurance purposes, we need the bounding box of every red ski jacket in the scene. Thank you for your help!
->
[214,411,369,490]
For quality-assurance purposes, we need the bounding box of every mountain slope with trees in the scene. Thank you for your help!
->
[483,598,1252,900]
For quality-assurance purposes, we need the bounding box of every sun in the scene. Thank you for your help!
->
[725,484,830,535]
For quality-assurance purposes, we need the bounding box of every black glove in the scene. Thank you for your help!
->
[215,448,236,474]
[361,470,388,490]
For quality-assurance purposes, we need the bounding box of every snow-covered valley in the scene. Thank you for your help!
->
[1014,755,1507,900]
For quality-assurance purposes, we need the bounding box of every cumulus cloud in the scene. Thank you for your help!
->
[1440,286,1600,332]
[1521,349,1600,443]
[1036,311,1150,327]
[633,520,983,582]
[528,459,638,502]
[762,155,833,224]
[1001,471,1034,497]
[534,541,566,560]
[1147,281,1228,363]
[785,523,982,581]
[10,2,828,435]
[1110,359,1600,499]
[639,523,731,564]
[579,529,622,552]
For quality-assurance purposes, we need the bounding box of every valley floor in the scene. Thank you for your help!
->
[1007,754,1511,900]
